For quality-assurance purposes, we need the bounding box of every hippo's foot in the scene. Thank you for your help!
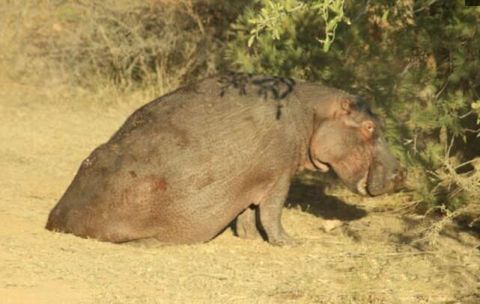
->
[268,232,301,247]
[235,207,263,240]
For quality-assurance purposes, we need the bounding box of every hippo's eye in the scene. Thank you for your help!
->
[363,120,375,133]
[360,120,376,140]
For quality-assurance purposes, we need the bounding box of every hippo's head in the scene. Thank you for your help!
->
[309,98,405,196]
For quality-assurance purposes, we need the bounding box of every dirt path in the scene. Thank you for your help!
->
[0,86,479,303]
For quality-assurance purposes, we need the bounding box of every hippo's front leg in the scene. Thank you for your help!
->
[258,173,297,246]
[235,207,263,240]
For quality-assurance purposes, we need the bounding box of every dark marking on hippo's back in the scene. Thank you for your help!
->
[218,72,296,100]
[218,72,252,96]
[218,72,296,119]
[251,76,296,100]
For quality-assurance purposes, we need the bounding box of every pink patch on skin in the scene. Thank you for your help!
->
[153,179,168,192]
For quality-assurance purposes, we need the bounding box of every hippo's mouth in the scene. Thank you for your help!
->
[356,168,370,196]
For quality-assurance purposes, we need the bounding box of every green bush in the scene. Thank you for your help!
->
[226,0,480,218]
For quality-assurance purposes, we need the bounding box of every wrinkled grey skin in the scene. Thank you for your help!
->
[46,74,405,245]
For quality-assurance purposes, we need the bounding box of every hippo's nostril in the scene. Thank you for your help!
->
[389,167,406,192]
[389,167,406,183]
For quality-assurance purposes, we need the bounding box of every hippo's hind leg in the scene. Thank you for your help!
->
[257,173,298,246]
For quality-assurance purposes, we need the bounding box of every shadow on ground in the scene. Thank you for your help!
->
[286,175,367,222]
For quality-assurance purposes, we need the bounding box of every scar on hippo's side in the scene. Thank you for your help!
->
[153,179,168,192]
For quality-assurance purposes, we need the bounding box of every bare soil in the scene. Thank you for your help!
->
[1,82,479,304]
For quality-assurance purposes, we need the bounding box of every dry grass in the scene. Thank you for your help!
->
[413,154,480,247]
[0,0,222,90]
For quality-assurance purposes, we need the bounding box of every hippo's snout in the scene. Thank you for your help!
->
[366,160,406,197]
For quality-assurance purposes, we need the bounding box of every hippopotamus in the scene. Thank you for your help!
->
[46,73,405,245]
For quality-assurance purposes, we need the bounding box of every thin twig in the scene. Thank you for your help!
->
[435,79,449,100]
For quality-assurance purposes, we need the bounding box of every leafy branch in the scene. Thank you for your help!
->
[246,0,349,52]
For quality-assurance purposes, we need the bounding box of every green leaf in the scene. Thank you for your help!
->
[472,101,480,110]
[247,35,256,48]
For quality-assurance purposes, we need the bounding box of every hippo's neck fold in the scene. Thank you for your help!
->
[287,87,317,172]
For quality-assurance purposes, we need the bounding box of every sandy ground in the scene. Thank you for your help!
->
[0,83,479,304]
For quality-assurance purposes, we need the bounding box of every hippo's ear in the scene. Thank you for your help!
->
[337,98,352,117]
[360,120,375,141]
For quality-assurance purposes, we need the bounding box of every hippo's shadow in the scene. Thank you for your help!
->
[286,176,367,221]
